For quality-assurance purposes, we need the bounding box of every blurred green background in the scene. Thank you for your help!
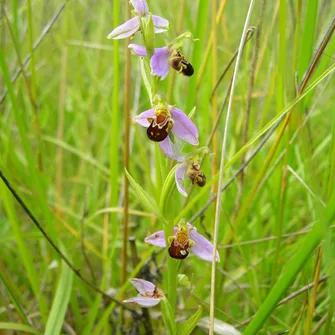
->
[1,0,335,334]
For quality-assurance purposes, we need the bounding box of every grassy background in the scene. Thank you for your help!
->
[1,0,335,334]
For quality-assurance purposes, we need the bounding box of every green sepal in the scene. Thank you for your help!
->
[177,306,203,335]
[152,94,168,110]
[125,168,168,224]
[141,14,155,57]
[171,32,197,50]
[177,274,191,288]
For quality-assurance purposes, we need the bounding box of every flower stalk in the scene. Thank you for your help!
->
[107,0,214,330]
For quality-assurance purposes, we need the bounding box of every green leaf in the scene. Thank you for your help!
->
[177,305,202,335]
[141,14,155,57]
[0,271,29,324]
[244,188,335,334]
[161,296,177,335]
[0,322,41,334]
[125,168,167,224]
[45,256,74,335]
[159,164,178,217]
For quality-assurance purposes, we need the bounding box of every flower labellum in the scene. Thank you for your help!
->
[146,108,173,142]
[175,153,207,197]
[123,278,164,308]
[169,49,194,76]
[145,220,220,262]
[187,162,206,186]
[168,221,194,259]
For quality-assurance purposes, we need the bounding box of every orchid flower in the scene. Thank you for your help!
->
[145,220,220,262]
[175,160,206,197]
[129,43,193,80]
[175,149,208,197]
[134,102,198,159]
[107,0,169,39]
[123,278,164,308]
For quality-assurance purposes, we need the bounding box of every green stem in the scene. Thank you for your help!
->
[160,167,179,318]
[164,224,178,316]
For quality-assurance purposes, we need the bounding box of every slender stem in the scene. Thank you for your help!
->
[121,0,131,292]
[234,12,263,217]
[109,0,120,287]
[80,188,97,284]
[271,0,287,284]
[196,0,227,88]
[26,0,43,171]
[304,246,323,333]
[211,0,218,193]
[210,27,255,101]
[209,1,256,333]
[56,46,67,218]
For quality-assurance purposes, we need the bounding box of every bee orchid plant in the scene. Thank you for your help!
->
[108,0,217,331]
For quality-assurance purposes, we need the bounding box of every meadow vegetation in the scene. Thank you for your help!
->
[1,0,335,334]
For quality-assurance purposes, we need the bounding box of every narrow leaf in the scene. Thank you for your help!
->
[45,257,74,335]
[0,322,41,334]
[125,168,167,224]
[178,305,203,335]
[244,189,335,334]
[161,297,177,335]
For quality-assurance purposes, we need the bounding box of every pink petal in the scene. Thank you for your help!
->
[152,15,169,33]
[189,226,220,262]
[123,296,161,308]
[145,228,178,247]
[131,0,148,15]
[107,17,140,39]
[170,107,199,145]
[129,278,155,295]
[175,163,188,197]
[150,47,170,79]
[145,230,166,247]
[158,136,183,161]
[129,43,148,57]
[134,108,155,127]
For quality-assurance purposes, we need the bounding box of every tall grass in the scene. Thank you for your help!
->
[1,0,335,334]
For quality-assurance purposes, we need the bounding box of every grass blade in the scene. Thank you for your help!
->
[45,254,74,335]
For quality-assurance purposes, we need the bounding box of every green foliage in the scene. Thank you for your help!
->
[45,257,74,335]
[1,0,335,334]
[125,168,167,224]
[177,306,203,335]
